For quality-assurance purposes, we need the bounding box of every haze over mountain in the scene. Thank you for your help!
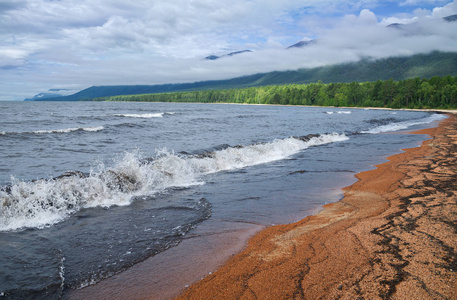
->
[285,12,457,50]
[2,1,457,101]
[24,89,79,101]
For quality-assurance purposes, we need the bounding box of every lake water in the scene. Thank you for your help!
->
[0,101,446,299]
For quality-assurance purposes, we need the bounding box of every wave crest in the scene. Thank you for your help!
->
[0,133,348,231]
[33,126,104,134]
[362,114,447,134]
[114,113,168,118]
[1,126,104,136]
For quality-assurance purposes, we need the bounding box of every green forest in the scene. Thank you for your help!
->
[93,75,457,109]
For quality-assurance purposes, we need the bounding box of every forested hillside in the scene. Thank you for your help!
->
[39,51,457,101]
[95,75,457,109]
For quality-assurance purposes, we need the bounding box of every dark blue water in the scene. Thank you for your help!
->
[0,102,446,299]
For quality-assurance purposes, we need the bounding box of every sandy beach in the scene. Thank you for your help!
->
[67,111,457,300]
[176,114,457,299]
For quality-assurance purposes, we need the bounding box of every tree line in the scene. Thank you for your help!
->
[92,75,457,109]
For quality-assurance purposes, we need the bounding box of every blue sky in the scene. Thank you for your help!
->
[1,0,457,100]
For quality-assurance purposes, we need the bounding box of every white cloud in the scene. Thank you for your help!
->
[432,0,457,17]
[341,9,378,26]
[0,0,457,100]
[379,15,419,25]
[0,48,28,67]
[400,0,449,6]
[380,0,456,25]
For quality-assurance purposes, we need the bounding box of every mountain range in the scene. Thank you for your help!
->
[29,14,457,102]
[204,50,253,60]
[30,51,457,101]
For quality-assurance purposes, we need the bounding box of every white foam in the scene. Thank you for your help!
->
[32,126,104,134]
[0,133,348,232]
[82,126,104,132]
[114,113,165,118]
[362,114,447,134]
[326,111,351,115]
[59,256,65,297]
[189,133,349,174]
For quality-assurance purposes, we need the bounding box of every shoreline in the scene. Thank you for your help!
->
[66,111,455,300]
[176,114,457,299]
[104,99,457,113]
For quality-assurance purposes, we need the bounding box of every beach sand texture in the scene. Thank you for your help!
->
[176,114,457,300]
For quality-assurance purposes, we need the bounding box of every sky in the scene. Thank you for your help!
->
[1,0,457,100]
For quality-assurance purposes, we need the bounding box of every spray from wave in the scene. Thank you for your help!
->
[0,133,348,231]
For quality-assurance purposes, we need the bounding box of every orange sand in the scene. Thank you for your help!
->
[176,114,457,299]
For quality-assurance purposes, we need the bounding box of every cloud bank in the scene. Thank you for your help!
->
[1,0,456,100]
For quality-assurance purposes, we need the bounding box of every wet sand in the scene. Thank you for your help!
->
[177,114,457,299]
[66,220,264,300]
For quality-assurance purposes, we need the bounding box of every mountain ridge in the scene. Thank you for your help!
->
[31,51,457,101]
[204,50,252,60]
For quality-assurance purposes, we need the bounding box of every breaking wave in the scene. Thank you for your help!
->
[325,111,352,115]
[0,133,348,231]
[362,113,447,134]
[0,126,104,136]
[33,126,104,134]
[114,112,174,118]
